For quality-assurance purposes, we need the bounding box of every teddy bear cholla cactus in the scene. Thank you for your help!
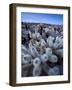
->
[53,36,63,49]
[22,44,59,76]
[48,66,59,75]
[21,24,63,76]
[33,66,42,76]
[32,58,42,76]
[47,36,54,48]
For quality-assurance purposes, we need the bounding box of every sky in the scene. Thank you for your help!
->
[21,12,63,25]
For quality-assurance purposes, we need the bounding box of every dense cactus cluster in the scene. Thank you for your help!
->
[21,22,63,77]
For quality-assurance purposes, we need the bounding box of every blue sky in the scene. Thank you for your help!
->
[21,12,63,25]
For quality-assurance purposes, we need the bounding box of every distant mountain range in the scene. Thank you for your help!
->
[21,22,63,27]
